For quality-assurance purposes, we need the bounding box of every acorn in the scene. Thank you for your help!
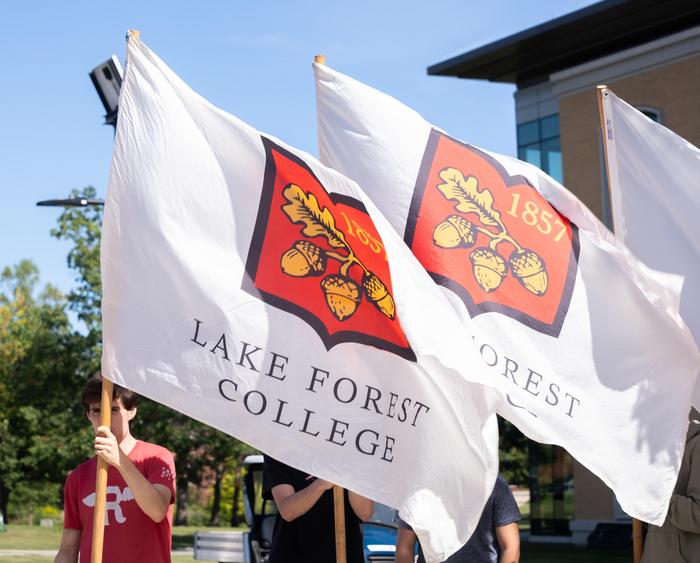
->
[321,275,362,321]
[433,215,476,249]
[469,248,507,292]
[509,249,548,295]
[281,240,327,277]
[362,272,395,319]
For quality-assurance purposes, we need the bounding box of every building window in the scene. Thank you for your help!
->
[517,114,562,183]
[636,106,661,123]
[529,444,575,535]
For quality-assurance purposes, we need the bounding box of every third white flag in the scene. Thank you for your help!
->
[314,63,700,525]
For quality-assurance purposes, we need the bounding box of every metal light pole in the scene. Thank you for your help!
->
[36,198,104,208]
[36,54,122,208]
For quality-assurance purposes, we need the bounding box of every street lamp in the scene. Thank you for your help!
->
[36,198,104,208]
[89,55,123,129]
[36,53,120,209]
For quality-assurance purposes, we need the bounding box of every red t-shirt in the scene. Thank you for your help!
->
[63,440,176,563]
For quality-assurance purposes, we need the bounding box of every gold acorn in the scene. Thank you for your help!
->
[509,249,548,295]
[281,241,327,277]
[469,248,507,292]
[362,272,395,319]
[433,215,476,249]
[321,275,362,321]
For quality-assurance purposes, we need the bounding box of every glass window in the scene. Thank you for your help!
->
[517,121,540,146]
[518,144,542,169]
[540,115,560,140]
[517,114,562,183]
[529,444,574,535]
[637,107,661,123]
[541,138,562,182]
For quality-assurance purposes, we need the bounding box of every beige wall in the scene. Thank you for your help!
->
[559,54,700,222]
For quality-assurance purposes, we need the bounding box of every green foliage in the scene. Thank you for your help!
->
[50,186,104,347]
[215,470,240,525]
[0,260,91,521]
[498,417,530,486]
[185,488,211,527]
[7,482,61,523]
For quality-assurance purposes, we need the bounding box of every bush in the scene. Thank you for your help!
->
[8,482,61,524]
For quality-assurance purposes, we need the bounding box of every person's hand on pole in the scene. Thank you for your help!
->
[94,426,122,468]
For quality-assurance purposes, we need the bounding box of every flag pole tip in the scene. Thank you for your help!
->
[314,54,326,65]
[596,84,608,91]
[127,29,141,41]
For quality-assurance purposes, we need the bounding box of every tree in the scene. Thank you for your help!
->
[51,186,104,350]
[498,417,530,486]
[0,260,91,521]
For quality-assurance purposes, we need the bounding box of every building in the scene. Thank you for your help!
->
[428,0,700,544]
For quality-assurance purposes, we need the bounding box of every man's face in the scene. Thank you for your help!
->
[86,398,136,441]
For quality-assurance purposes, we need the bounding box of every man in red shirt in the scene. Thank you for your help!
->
[54,375,176,563]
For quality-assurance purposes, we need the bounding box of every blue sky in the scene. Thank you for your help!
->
[0,0,594,301]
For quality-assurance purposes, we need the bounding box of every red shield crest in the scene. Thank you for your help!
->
[244,137,415,360]
[405,130,579,337]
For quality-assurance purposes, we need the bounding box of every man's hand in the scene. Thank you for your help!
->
[94,426,122,468]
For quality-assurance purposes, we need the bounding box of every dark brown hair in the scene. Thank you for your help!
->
[81,373,138,412]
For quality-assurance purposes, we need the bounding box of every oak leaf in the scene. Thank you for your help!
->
[282,184,347,248]
[437,168,502,228]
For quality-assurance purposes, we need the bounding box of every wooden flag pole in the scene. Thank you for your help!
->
[333,485,347,563]
[90,377,114,563]
[596,84,643,563]
[90,29,140,563]
[631,519,643,563]
[313,51,345,563]
[596,85,618,235]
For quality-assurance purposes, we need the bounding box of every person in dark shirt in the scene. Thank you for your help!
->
[262,455,374,563]
[395,475,521,563]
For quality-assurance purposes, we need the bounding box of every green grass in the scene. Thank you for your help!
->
[0,524,632,563]
[0,525,61,550]
[0,524,246,562]
[0,557,199,562]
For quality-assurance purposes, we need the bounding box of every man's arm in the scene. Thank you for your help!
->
[270,478,333,522]
[94,426,171,522]
[348,490,373,521]
[54,528,81,563]
[495,522,520,563]
[395,527,418,563]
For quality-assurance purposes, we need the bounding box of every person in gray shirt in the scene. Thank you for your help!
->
[395,475,521,563]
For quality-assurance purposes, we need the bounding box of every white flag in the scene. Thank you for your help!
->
[601,88,700,406]
[101,36,503,562]
[314,63,700,525]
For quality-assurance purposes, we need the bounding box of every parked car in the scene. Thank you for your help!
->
[241,455,398,563]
